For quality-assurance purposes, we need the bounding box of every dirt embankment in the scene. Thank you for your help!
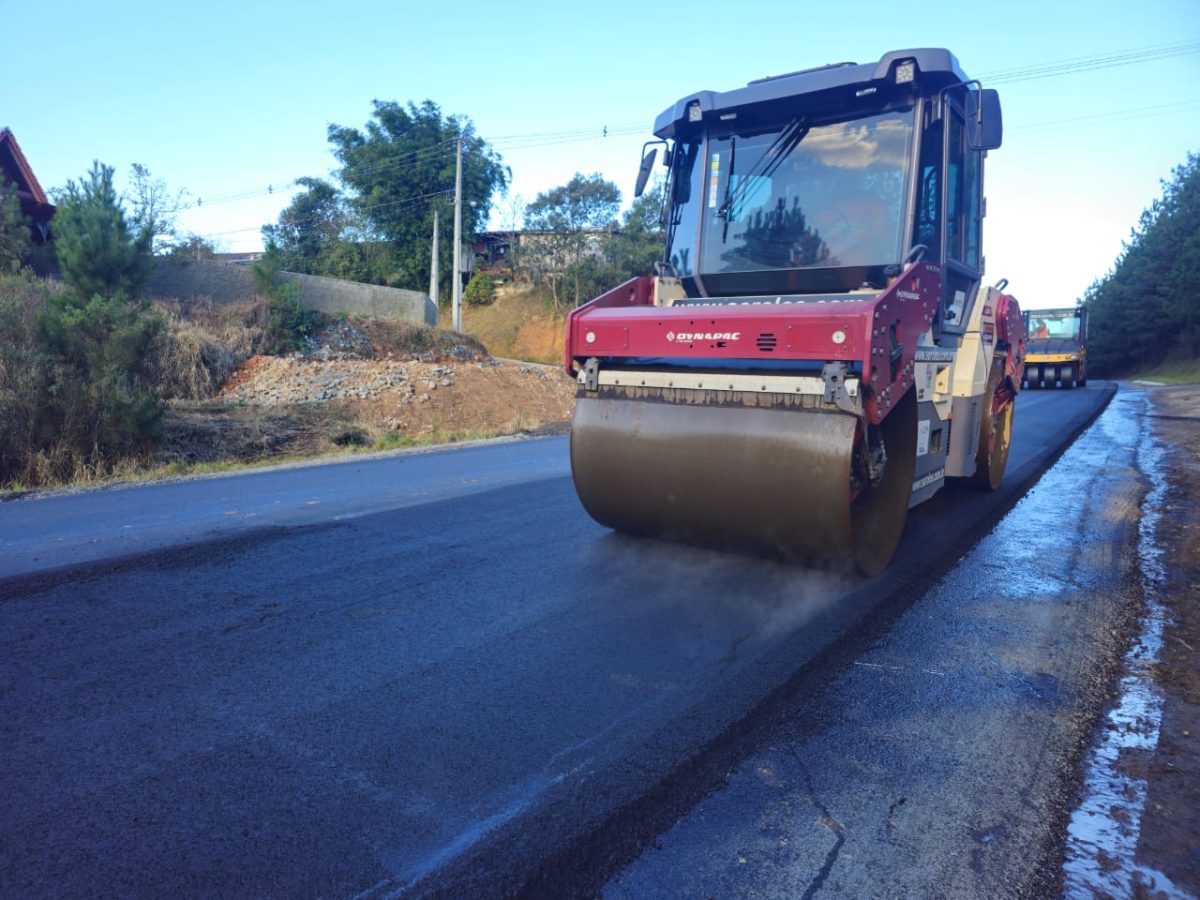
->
[460,284,567,366]
[159,317,575,469]
[1135,384,1200,893]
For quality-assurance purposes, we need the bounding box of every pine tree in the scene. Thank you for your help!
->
[1083,152,1200,374]
[53,161,154,298]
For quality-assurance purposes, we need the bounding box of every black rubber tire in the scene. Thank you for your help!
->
[850,389,917,576]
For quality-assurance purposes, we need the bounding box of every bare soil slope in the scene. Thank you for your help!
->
[158,317,575,469]
[460,284,567,366]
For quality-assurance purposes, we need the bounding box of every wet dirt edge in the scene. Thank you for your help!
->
[1134,385,1200,894]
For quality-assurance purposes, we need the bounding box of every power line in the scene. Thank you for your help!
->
[202,187,454,238]
[332,139,457,181]
[488,121,644,147]
[979,40,1200,85]
[490,125,646,151]
[194,42,1197,212]
[192,122,647,210]
[487,120,643,140]
[1010,98,1200,133]
[197,140,457,208]
[199,42,1200,241]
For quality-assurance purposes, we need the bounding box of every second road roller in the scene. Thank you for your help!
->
[565,49,1026,574]
[1023,306,1088,389]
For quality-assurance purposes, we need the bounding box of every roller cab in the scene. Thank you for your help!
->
[566,50,1025,574]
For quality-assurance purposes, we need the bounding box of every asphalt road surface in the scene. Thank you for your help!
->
[1,383,1116,897]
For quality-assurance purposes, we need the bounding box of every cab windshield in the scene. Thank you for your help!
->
[696,108,915,275]
[1029,313,1082,340]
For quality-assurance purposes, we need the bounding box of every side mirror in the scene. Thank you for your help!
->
[966,89,1002,150]
[634,146,659,198]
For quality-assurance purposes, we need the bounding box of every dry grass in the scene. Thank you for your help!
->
[460,284,565,365]
[158,402,336,466]
[8,445,157,491]
[151,297,269,399]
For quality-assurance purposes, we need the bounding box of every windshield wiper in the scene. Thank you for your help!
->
[720,137,737,242]
[716,117,809,226]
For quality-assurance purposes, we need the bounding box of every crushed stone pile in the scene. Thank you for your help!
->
[208,317,575,443]
[219,357,463,405]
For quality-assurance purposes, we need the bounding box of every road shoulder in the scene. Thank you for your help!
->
[1135,384,1200,893]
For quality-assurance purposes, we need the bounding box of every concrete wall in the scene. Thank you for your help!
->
[145,259,437,326]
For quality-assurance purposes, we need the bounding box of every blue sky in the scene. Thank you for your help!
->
[5,0,1198,309]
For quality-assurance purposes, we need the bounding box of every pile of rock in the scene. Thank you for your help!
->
[304,319,377,360]
[220,358,415,404]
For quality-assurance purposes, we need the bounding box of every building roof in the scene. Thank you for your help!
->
[0,128,56,233]
[1,128,50,206]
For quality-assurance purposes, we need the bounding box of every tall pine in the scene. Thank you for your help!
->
[53,161,154,298]
[1084,152,1200,374]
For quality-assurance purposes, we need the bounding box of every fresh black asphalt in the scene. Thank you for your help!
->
[0,384,1114,897]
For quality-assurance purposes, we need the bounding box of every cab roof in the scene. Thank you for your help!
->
[654,48,969,138]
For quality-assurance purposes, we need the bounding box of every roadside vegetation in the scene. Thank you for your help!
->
[1,263,554,493]
[0,163,163,488]
[2,94,670,491]
[262,100,508,295]
[1128,358,1200,385]
[251,242,323,353]
[1084,151,1200,379]
[0,153,533,493]
[454,176,665,361]
[461,283,566,365]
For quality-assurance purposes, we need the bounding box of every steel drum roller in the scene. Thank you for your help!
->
[570,389,916,574]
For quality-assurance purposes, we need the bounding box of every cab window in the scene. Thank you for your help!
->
[946,109,982,269]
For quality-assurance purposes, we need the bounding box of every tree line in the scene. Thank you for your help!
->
[264,100,507,295]
[1082,151,1199,375]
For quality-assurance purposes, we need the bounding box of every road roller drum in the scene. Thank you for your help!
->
[571,386,916,574]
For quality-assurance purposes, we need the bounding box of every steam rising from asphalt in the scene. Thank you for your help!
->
[580,533,854,645]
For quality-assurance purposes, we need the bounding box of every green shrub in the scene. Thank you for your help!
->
[0,193,33,274]
[0,275,163,487]
[0,159,173,487]
[253,241,322,353]
[464,271,497,305]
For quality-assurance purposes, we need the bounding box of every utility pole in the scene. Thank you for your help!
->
[452,134,463,334]
[429,208,439,310]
